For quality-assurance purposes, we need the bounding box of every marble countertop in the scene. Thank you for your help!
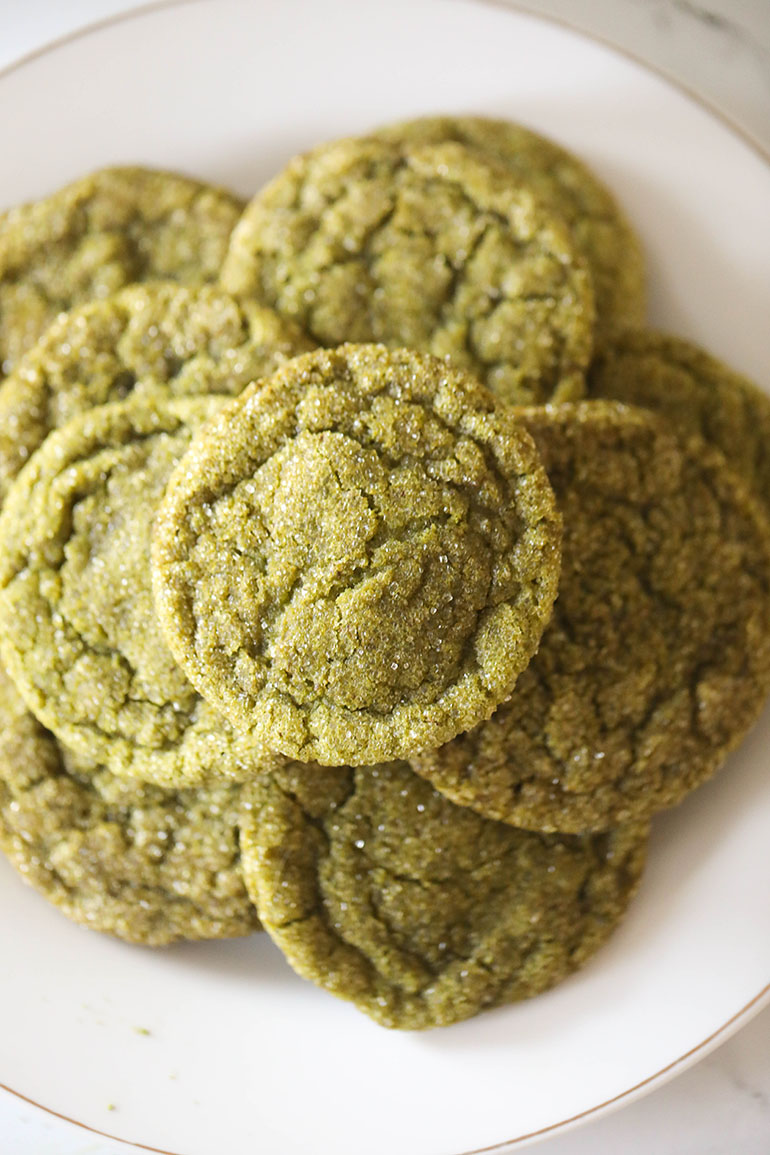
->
[0,2,768,1153]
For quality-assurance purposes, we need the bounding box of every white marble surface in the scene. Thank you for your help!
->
[506,0,770,153]
[0,2,768,1153]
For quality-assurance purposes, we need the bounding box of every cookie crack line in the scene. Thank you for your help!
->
[362,885,444,980]
[174,383,516,515]
[311,861,439,995]
[0,426,182,584]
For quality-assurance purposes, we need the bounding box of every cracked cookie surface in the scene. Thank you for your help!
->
[0,665,260,944]
[587,330,770,513]
[0,165,244,380]
[411,402,770,832]
[0,280,313,505]
[239,760,647,1029]
[0,396,278,787]
[220,136,595,405]
[152,344,562,765]
[373,114,646,343]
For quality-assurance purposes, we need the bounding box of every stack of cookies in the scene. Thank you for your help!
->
[1,118,769,1030]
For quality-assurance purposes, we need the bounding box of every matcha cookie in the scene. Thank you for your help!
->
[152,345,562,765]
[0,396,279,788]
[220,136,595,404]
[0,665,260,945]
[0,280,313,504]
[411,402,770,832]
[587,329,770,512]
[0,165,244,379]
[373,114,646,343]
[240,760,647,1029]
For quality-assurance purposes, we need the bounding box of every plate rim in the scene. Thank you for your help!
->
[2,0,767,164]
[0,1,768,1151]
[3,983,770,1154]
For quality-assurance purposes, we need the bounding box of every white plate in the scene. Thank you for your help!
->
[0,2,769,1153]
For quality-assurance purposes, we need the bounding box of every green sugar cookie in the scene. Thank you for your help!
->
[152,344,562,765]
[0,165,244,379]
[0,280,313,505]
[0,665,260,945]
[0,396,279,788]
[220,136,595,405]
[411,402,770,832]
[587,329,770,512]
[373,114,646,343]
[240,760,647,1029]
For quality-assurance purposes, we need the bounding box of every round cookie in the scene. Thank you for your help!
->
[411,402,770,832]
[0,665,260,945]
[587,329,770,512]
[373,114,646,343]
[0,395,279,788]
[220,135,595,405]
[240,760,648,1030]
[0,280,313,504]
[0,165,244,379]
[152,344,562,765]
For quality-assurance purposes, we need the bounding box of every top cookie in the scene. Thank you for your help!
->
[410,401,770,832]
[0,280,312,505]
[0,166,244,379]
[220,135,595,405]
[373,115,646,343]
[152,344,562,765]
[587,329,770,513]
